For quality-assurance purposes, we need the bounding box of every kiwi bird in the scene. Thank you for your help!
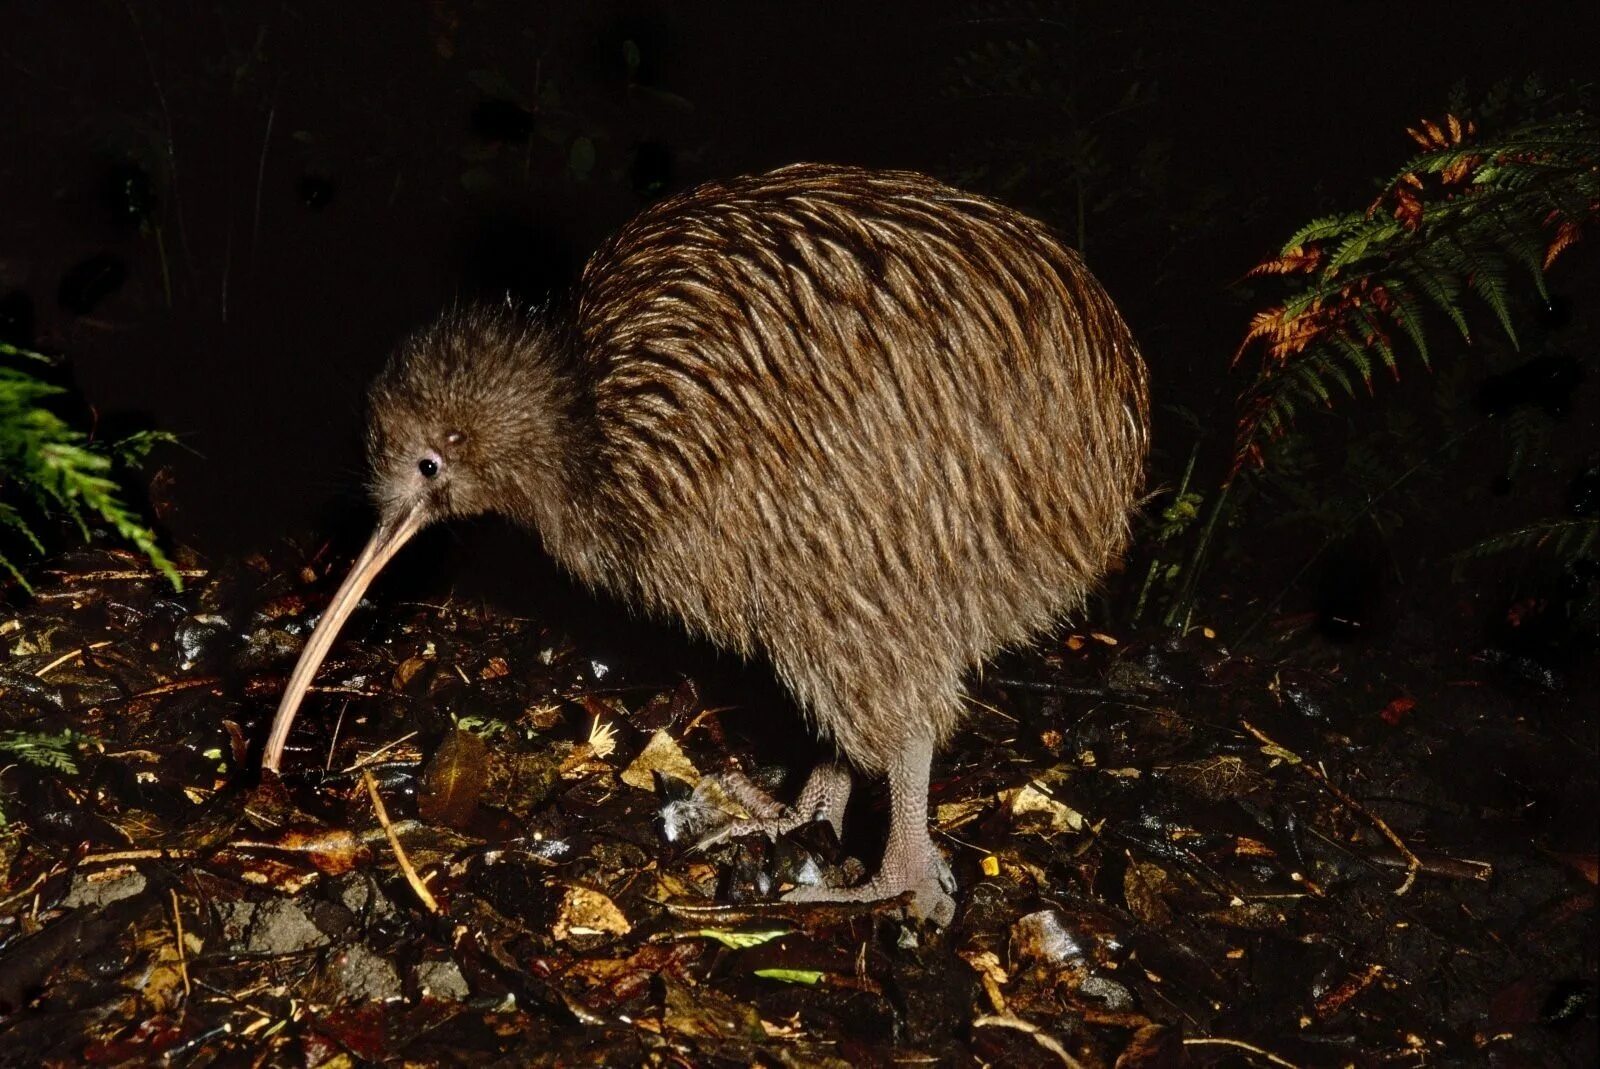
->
[263,163,1149,925]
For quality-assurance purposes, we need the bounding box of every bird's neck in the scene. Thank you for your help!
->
[490,345,609,580]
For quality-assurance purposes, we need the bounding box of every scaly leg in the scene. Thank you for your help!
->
[783,734,956,925]
[694,761,852,850]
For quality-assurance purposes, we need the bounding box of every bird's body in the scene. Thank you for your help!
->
[268,163,1150,925]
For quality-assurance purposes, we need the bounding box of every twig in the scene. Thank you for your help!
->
[50,568,209,583]
[681,703,738,737]
[325,699,351,772]
[125,677,220,700]
[0,870,50,913]
[1367,849,1493,883]
[1241,718,1422,895]
[1183,1037,1301,1068]
[341,731,419,774]
[34,640,112,677]
[988,677,1144,701]
[170,888,191,999]
[251,105,276,254]
[362,769,439,913]
[972,1015,1085,1068]
[81,848,198,863]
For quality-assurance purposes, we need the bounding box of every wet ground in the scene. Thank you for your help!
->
[0,540,1592,1066]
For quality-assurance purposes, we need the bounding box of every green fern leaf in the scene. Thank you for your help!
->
[1287,212,1363,248]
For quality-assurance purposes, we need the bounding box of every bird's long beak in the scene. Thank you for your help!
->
[261,503,428,772]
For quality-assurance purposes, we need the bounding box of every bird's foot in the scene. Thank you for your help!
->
[693,762,851,852]
[783,841,956,926]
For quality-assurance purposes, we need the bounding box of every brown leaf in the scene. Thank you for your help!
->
[1545,218,1585,269]
[1392,186,1425,229]
[553,884,632,940]
[228,825,371,877]
[1314,963,1384,1019]
[1246,244,1323,277]
[1378,696,1417,726]
[418,728,489,829]
[392,655,428,691]
[661,975,764,1041]
[1123,861,1174,927]
[1441,153,1478,185]
[1115,1024,1184,1068]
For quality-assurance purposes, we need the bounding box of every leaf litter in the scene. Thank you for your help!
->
[0,545,1593,1065]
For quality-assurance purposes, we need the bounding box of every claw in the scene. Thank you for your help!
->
[782,866,956,927]
[689,762,852,853]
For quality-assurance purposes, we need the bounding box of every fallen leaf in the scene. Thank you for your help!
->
[621,729,699,790]
[553,885,631,939]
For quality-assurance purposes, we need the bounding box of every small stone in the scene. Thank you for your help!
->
[327,943,402,1002]
[414,957,471,1001]
[216,898,329,955]
[60,866,147,909]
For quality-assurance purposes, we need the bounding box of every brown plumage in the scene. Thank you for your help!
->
[265,163,1149,925]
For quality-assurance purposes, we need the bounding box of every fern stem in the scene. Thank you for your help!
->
[153,223,173,308]
[1164,476,1232,631]
[1131,556,1161,625]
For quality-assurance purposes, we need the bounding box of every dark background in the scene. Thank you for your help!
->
[2,1,1596,596]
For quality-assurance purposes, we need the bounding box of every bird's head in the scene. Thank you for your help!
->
[262,308,573,771]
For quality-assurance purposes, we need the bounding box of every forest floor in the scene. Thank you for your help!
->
[0,543,1593,1067]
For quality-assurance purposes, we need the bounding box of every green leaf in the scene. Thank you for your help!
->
[696,927,790,950]
[753,968,825,985]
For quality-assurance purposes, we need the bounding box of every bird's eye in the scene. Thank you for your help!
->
[418,456,440,479]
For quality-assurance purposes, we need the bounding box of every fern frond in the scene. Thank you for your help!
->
[0,729,81,774]
[1456,517,1599,565]
[1231,104,1599,478]
[1383,280,1433,367]
[1286,211,1365,248]
[1404,254,1473,339]
[2,346,181,591]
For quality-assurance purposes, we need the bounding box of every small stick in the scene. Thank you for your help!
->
[989,676,1139,700]
[1183,1037,1301,1068]
[170,888,191,999]
[1367,849,1493,883]
[81,848,198,864]
[0,871,50,914]
[1241,719,1423,895]
[341,731,420,774]
[362,769,438,913]
[50,568,209,584]
[972,1015,1084,1068]
[34,640,113,678]
[126,677,220,700]
[325,699,351,772]
[682,703,737,737]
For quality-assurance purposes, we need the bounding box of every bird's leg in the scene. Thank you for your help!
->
[783,733,956,926]
[695,760,852,849]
